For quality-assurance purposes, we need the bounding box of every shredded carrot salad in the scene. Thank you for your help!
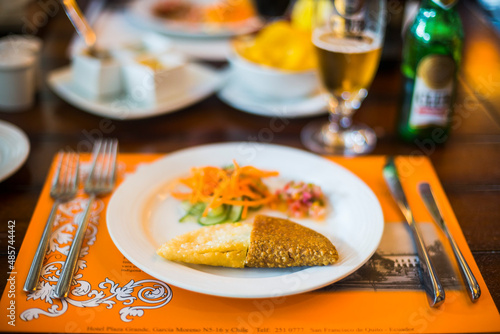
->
[171,160,278,219]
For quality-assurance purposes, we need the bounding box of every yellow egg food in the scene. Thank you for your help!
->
[136,56,165,71]
[233,21,316,72]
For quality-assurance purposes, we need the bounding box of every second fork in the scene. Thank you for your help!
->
[24,151,80,293]
[53,138,118,299]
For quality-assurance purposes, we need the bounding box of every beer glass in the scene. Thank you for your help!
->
[301,0,386,155]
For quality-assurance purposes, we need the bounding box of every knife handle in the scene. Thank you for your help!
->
[447,231,481,301]
[418,182,481,302]
[408,222,446,307]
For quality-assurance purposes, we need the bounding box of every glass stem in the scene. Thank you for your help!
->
[328,98,354,133]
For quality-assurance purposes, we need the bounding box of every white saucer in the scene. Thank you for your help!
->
[218,79,328,119]
[0,120,30,182]
[47,63,225,120]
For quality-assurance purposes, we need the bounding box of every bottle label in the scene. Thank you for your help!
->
[409,55,455,128]
[432,0,458,10]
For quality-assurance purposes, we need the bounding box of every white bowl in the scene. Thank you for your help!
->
[228,52,318,100]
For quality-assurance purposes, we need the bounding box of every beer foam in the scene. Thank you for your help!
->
[312,28,381,54]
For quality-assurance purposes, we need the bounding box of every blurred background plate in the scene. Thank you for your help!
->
[125,0,262,38]
[69,7,236,61]
[0,120,30,182]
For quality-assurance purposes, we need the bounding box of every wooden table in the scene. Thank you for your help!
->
[1,0,499,315]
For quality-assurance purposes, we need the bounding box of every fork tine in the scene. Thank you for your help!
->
[72,154,80,190]
[52,151,64,189]
[95,138,117,188]
[109,139,118,185]
[100,139,111,186]
[63,152,79,194]
[87,139,103,186]
[103,139,118,187]
[62,152,72,193]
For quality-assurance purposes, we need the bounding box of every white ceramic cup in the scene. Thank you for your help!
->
[0,35,43,88]
[121,52,187,106]
[0,51,36,111]
[71,48,123,100]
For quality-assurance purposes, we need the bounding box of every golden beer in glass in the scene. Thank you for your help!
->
[301,0,386,155]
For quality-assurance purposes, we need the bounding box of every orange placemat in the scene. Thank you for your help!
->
[1,154,499,333]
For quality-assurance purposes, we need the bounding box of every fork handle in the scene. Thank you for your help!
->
[53,194,95,299]
[23,200,61,292]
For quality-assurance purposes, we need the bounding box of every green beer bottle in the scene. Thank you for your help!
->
[397,0,464,143]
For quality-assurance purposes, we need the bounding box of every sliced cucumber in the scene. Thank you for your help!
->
[179,213,196,223]
[189,202,206,216]
[198,205,230,226]
[228,198,244,222]
[180,200,192,211]
[206,204,226,217]
[179,202,206,223]
[179,199,247,225]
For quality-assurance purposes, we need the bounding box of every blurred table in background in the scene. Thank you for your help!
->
[0,0,499,312]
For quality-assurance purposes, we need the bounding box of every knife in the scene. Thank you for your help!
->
[418,182,481,302]
[383,157,445,308]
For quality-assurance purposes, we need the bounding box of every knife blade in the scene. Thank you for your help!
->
[418,182,481,302]
[383,156,445,307]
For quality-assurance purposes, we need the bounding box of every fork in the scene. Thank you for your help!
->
[24,151,80,293]
[53,138,118,299]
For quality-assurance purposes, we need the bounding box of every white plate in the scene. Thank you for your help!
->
[47,63,224,120]
[107,142,384,298]
[125,0,262,38]
[218,78,329,118]
[0,120,30,182]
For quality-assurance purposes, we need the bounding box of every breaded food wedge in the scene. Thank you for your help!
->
[157,215,338,268]
[245,215,338,267]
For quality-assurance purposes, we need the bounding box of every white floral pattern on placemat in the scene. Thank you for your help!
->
[20,275,172,322]
[19,160,172,323]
